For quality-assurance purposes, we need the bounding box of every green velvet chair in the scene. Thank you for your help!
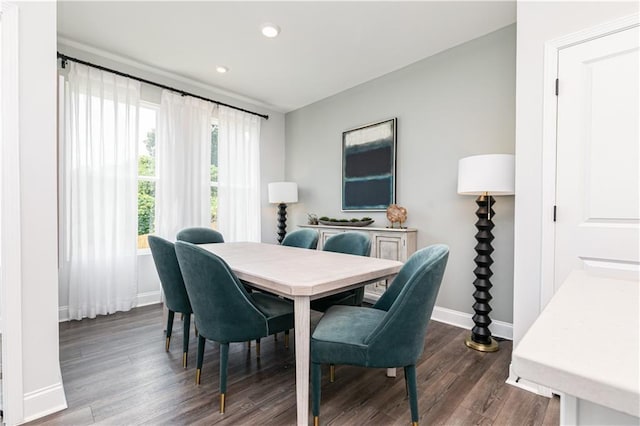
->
[281,228,319,249]
[311,244,449,426]
[148,235,193,368]
[310,232,371,312]
[174,241,295,414]
[176,227,224,244]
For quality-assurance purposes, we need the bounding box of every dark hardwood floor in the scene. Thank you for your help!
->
[29,304,559,425]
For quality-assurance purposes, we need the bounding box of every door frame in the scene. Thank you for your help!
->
[540,12,639,309]
[0,2,24,424]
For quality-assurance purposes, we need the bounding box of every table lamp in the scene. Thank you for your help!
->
[268,182,298,244]
[457,154,515,352]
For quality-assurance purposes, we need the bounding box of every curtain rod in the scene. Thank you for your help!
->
[57,52,269,120]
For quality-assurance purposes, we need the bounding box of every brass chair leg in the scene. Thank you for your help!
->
[196,368,201,385]
[313,415,319,426]
[220,393,226,414]
[256,341,261,358]
[183,352,188,369]
[284,333,290,349]
[411,422,418,426]
[330,365,335,383]
[165,336,171,352]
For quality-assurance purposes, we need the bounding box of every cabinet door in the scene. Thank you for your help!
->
[373,235,406,261]
[367,234,406,298]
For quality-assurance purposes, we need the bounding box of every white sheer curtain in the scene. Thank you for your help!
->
[60,62,140,320]
[156,91,214,239]
[217,106,261,242]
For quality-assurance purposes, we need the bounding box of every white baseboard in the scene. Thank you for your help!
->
[22,382,68,424]
[59,290,162,322]
[430,306,513,340]
[136,290,162,307]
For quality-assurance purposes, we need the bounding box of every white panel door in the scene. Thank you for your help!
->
[555,26,639,290]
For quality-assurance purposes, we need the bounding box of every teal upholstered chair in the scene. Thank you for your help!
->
[311,244,449,426]
[148,235,193,368]
[176,227,224,244]
[281,228,319,249]
[174,241,295,413]
[310,232,371,312]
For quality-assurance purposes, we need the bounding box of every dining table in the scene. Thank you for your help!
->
[199,241,403,426]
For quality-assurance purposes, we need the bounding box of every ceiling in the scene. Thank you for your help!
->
[57,1,516,113]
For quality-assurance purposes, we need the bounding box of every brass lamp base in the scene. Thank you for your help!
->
[465,335,499,352]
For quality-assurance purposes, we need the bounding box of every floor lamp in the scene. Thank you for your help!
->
[457,154,515,352]
[268,182,298,244]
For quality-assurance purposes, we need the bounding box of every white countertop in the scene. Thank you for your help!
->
[513,270,640,417]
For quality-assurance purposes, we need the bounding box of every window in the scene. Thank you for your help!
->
[210,121,219,229]
[137,103,158,249]
[136,107,217,249]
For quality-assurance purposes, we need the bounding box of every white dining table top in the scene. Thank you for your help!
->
[199,241,403,298]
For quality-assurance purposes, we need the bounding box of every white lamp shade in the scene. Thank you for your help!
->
[268,182,298,203]
[457,154,515,195]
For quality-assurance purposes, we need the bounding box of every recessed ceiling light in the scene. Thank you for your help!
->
[216,66,229,74]
[261,23,280,38]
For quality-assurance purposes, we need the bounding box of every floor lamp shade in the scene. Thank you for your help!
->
[457,154,515,196]
[268,182,298,244]
[457,154,514,353]
[268,182,298,204]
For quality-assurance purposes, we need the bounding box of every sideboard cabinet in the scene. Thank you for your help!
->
[298,224,417,302]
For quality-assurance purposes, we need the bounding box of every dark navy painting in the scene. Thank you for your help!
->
[342,118,396,211]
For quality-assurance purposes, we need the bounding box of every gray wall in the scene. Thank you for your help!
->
[285,25,516,323]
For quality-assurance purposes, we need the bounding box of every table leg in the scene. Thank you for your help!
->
[294,296,311,426]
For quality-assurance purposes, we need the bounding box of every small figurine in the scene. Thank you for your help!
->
[386,204,408,228]
[307,213,319,225]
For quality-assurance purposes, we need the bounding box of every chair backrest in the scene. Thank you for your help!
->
[322,232,371,256]
[176,227,224,244]
[174,241,268,343]
[366,244,449,366]
[282,229,319,249]
[148,235,192,314]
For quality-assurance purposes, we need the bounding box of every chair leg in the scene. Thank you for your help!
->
[256,338,261,358]
[330,364,335,383]
[165,310,175,351]
[182,313,191,368]
[404,365,419,425]
[284,330,290,349]
[220,342,230,414]
[196,335,206,385]
[274,333,278,341]
[312,362,322,425]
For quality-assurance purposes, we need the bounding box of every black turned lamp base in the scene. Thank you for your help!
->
[466,194,499,353]
[465,335,499,352]
[276,203,287,244]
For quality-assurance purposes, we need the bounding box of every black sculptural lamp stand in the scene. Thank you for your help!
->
[276,202,287,244]
[268,181,298,245]
[465,194,499,352]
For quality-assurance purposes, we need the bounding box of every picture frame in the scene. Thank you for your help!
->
[342,118,397,211]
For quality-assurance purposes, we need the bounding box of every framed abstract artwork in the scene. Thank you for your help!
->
[342,118,397,211]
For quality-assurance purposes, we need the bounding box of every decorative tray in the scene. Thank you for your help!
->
[318,219,374,227]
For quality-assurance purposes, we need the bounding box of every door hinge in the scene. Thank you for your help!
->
[553,205,557,222]
[555,78,559,96]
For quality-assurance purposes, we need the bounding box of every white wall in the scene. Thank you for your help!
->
[513,1,639,346]
[55,42,286,316]
[14,1,67,421]
[286,26,516,324]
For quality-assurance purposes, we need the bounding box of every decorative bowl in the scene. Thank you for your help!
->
[318,219,374,227]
